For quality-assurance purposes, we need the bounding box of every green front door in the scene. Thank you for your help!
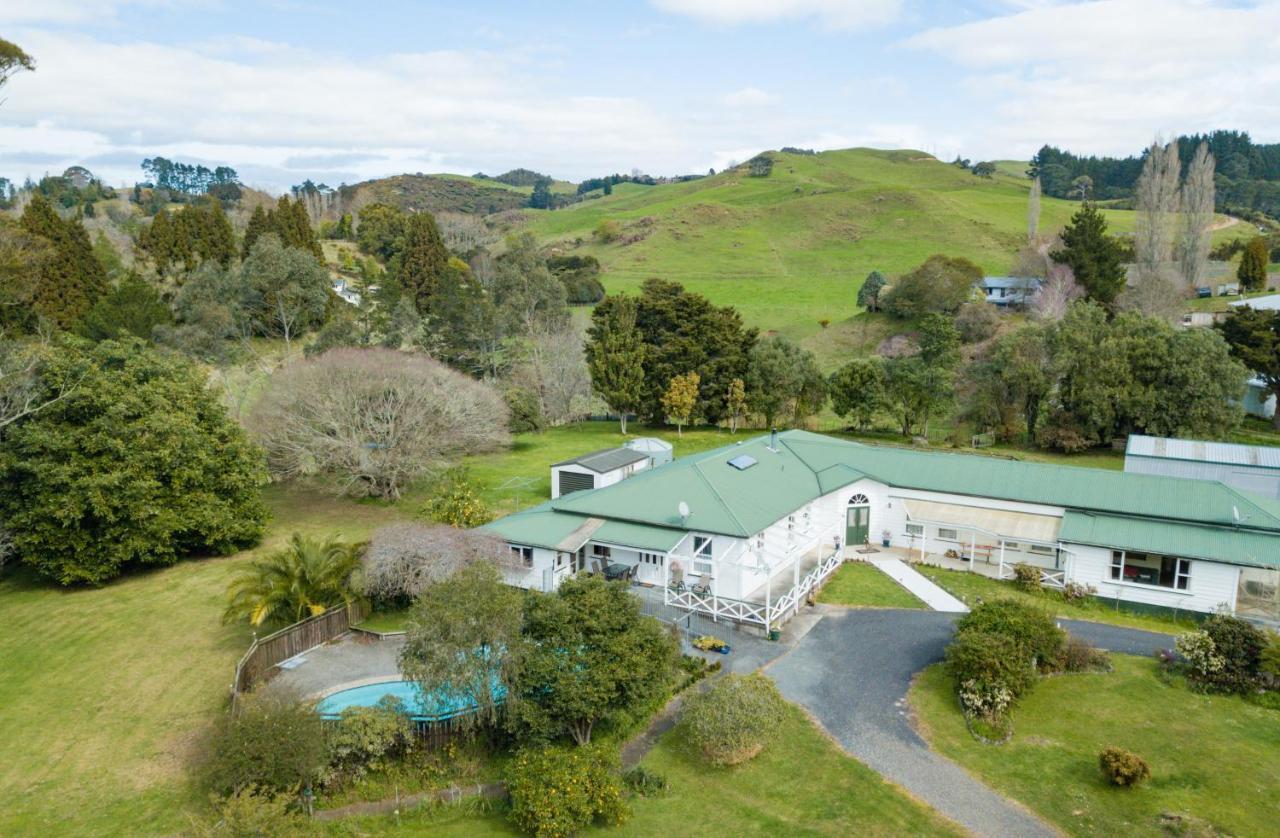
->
[846,505,870,545]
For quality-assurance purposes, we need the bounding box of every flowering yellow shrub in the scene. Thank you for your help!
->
[505,744,628,837]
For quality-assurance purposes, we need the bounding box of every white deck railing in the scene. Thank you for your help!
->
[665,549,844,628]
[998,564,1067,589]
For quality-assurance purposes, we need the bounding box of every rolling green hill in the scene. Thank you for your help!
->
[525,148,1246,366]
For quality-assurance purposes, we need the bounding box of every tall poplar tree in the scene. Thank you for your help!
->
[585,295,645,434]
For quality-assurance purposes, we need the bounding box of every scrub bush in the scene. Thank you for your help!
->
[945,630,1036,711]
[324,696,413,786]
[505,744,628,837]
[1175,630,1224,681]
[424,467,491,528]
[1099,746,1151,787]
[190,785,307,837]
[203,691,329,796]
[622,766,668,798]
[1199,614,1266,693]
[955,599,1064,671]
[681,673,787,766]
[1261,632,1280,685]
[1011,562,1041,591]
[1056,636,1111,673]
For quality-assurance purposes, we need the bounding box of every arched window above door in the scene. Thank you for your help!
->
[848,493,869,505]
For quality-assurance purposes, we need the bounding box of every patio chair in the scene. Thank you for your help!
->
[691,580,712,597]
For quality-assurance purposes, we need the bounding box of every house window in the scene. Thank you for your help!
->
[693,535,713,559]
[905,523,924,537]
[592,544,611,559]
[510,545,534,568]
[1110,550,1191,590]
[640,552,664,566]
[693,560,713,576]
[787,514,796,531]
[1028,544,1055,556]
[1003,542,1020,551]
[938,527,958,541]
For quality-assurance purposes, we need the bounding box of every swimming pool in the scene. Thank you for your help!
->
[316,678,507,722]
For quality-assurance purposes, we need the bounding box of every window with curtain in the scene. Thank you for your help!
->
[1110,550,1191,590]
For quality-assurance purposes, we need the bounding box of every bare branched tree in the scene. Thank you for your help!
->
[248,348,510,499]
[1030,264,1084,322]
[362,522,513,603]
[1027,176,1041,243]
[510,325,595,426]
[1179,142,1216,290]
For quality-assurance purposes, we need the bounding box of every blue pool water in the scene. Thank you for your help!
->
[316,679,506,722]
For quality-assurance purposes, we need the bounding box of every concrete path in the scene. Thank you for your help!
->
[767,608,1052,837]
[870,558,970,612]
[267,632,404,699]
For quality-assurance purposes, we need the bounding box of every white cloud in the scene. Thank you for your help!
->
[651,0,902,30]
[721,86,780,108]
[0,0,206,26]
[903,0,1280,158]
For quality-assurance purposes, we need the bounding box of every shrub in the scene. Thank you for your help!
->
[622,766,668,798]
[1098,746,1151,787]
[1011,562,1041,591]
[593,219,622,243]
[324,696,413,787]
[190,785,307,837]
[945,630,1036,711]
[1261,632,1280,684]
[1200,614,1266,693]
[955,599,1064,671]
[506,744,628,837]
[425,467,491,528]
[681,673,787,766]
[1057,636,1111,673]
[692,635,726,652]
[1175,630,1224,681]
[362,522,507,606]
[1062,581,1097,603]
[955,301,1001,343]
[957,677,1013,720]
[505,387,546,433]
[203,691,329,795]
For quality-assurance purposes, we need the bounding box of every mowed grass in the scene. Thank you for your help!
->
[910,655,1280,837]
[817,561,926,609]
[526,148,1250,367]
[0,485,408,836]
[913,565,1195,634]
[332,703,962,836]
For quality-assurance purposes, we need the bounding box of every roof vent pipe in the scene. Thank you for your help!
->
[769,427,778,452]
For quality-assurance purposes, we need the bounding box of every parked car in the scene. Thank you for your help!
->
[1196,286,1212,298]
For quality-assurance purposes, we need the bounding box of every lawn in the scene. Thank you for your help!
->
[330,703,963,836]
[910,655,1280,837]
[0,484,408,836]
[817,561,926,609]
[913,565,1196,634]
[353,607,411,634]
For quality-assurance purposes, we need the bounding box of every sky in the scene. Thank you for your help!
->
[3,0,1280,193]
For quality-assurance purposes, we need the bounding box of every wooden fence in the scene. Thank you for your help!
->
[231,600,370,703]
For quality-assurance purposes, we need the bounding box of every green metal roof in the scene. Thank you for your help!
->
[481,500,684,553]
[485,430,1280,568]
[551,446,649,473]
[1060,511,1280,570]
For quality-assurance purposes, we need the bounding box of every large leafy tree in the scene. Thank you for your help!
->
[829,357,886,431]
[400,561,525,734]
[0,37,34,93]
[881,255,981,317]
[355,203,407,260]
[76,273,172,341]
[585,294,646,434]
[19,194,108,329]
[223,533,362,626]
[512,575,677,746]
[746,335,825,428]
[882,314,960,437]
[0,339,267,585]
[961,323,1052,441]
[1051,203,1126,308]
[241,234,331,352]
[856,270,886,312]
[1218,306,1280,429]
[419,259,497,377]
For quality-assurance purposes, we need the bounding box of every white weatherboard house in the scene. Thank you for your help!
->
[484,430,1280,627]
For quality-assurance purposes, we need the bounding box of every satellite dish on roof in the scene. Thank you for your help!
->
[678,501,690,521]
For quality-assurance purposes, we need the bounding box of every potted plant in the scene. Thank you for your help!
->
[881,529,891,548]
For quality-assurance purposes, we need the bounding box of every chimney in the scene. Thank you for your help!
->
[769,427,778,452]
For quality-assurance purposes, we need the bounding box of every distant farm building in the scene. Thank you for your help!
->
[1124,434,1280,499]
[979,276,1041,308]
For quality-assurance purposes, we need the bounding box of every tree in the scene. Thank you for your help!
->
[1031,263,1083,322]
[0,38,35,93]
[489,232,569,340]
[857,270,886,312]
[1070,175,1093,200]
[511,326,594,427]
[1238,236,1269,292]
[223,534,362,626]
[249,348,509,499]
[1179,142,1215,290]
[1051,203,1126,309]
[1129,139,1182,319]
[241,204,271,260]
[961,323,1051,440]
[971,161,996,178]
[419,261,496,377]
[1218,306,1280,429]
[19,194,108,329]
[528,178,553,209]
[512,575,677,745]
[0,340,266,585]
[661,371,699,436]
[242,234,330,353]
[77,274,172,341]
[955,301,1001,343]
[828,357,885,431]
[586,295,645,434]
[1026,176,1041,243]
[392,212,450,314]
[202,689,329,796]
[356,202,407,260]
[725,376,746,433]
[0,218,54,332]
[681,673,787,766]
[882,314,959,437]
[400,562,525,734]
[361,523,507,606]
[0,337,78,432]
[882,255,982,317]
[746,336,823,428]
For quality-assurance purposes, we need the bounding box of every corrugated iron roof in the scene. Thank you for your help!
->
[552,446,650,474]
[1060,511,1280,569]
[1125,434,1280,470]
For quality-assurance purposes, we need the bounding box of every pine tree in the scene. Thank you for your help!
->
[203,200,236,268]
[1050,202,1126,309]
[19,194,107,329]
[140,209,177,275]
[242,204,270,260]
[393,212,449,314]
[585,295,645,434]
[1238,236,1269,292]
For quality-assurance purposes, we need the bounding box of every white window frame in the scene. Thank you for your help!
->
[1028,544,1055,556]
[693,559,714,576]
[905,523,924,537]
[510,545,534,569]
[1109,549,1192,591]
[693,535,713,559]
[592,543,612,559]
[938,527,959,541]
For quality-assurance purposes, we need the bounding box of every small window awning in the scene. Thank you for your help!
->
[903,499,1061,544]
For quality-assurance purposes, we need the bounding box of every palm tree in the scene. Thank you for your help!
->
[223,533,362,627]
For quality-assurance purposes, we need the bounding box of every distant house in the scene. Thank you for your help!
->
[979,276,1041,308]
[1245,378,1277,422]
[1230,294,1280,312]
[331,278,361,306]
[1124,434,1280,499]
[550,447,651,499]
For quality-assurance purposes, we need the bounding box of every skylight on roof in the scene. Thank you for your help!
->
[727,454,758,471]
